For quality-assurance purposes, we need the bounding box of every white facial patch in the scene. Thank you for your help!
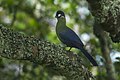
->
[58,14,61,17]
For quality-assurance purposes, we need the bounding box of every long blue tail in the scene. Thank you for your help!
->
[78,47,98,66]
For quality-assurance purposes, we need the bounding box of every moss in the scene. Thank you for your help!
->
[0,25,94,80]
[87,0,120,42]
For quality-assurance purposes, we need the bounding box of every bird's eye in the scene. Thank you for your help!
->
[58,14,61,17]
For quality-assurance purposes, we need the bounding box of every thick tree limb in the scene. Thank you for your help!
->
[0,25,95,80]
[86,0,118,80]
[87,0,120,42]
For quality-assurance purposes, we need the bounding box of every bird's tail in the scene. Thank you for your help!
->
[78,47,98,66]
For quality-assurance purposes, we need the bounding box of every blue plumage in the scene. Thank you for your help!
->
[57,26,84,48]
[55,10,98,66]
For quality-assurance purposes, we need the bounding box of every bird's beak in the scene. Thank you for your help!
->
[55,15,57,18]
[61,16,64,18]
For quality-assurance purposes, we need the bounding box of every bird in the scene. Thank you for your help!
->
[55,10,98,66]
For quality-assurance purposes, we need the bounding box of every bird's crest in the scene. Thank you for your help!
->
[55,10,65,18]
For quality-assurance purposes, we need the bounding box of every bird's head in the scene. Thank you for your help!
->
[55,10,65,19]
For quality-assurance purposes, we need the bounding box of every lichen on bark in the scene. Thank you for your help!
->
[0,25,95,80]
[87,0,120,42]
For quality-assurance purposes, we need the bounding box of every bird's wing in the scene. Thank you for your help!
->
[58,27,84,47]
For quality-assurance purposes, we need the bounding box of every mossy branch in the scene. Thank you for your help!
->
[0,25,95,80]
[87,0,120,42]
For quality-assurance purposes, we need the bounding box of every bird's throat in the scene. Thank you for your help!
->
[56,18,66,29]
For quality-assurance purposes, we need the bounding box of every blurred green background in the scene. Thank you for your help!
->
[0,0,120,80]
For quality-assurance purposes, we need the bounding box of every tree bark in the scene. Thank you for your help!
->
[0,25,95,80]
[94,21,117,80]
[87,0,120,42]
[86,0,118,80]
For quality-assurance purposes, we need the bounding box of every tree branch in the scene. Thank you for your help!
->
[93,21,117,80]
[0,25,95,80]
[87,0,120,42]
